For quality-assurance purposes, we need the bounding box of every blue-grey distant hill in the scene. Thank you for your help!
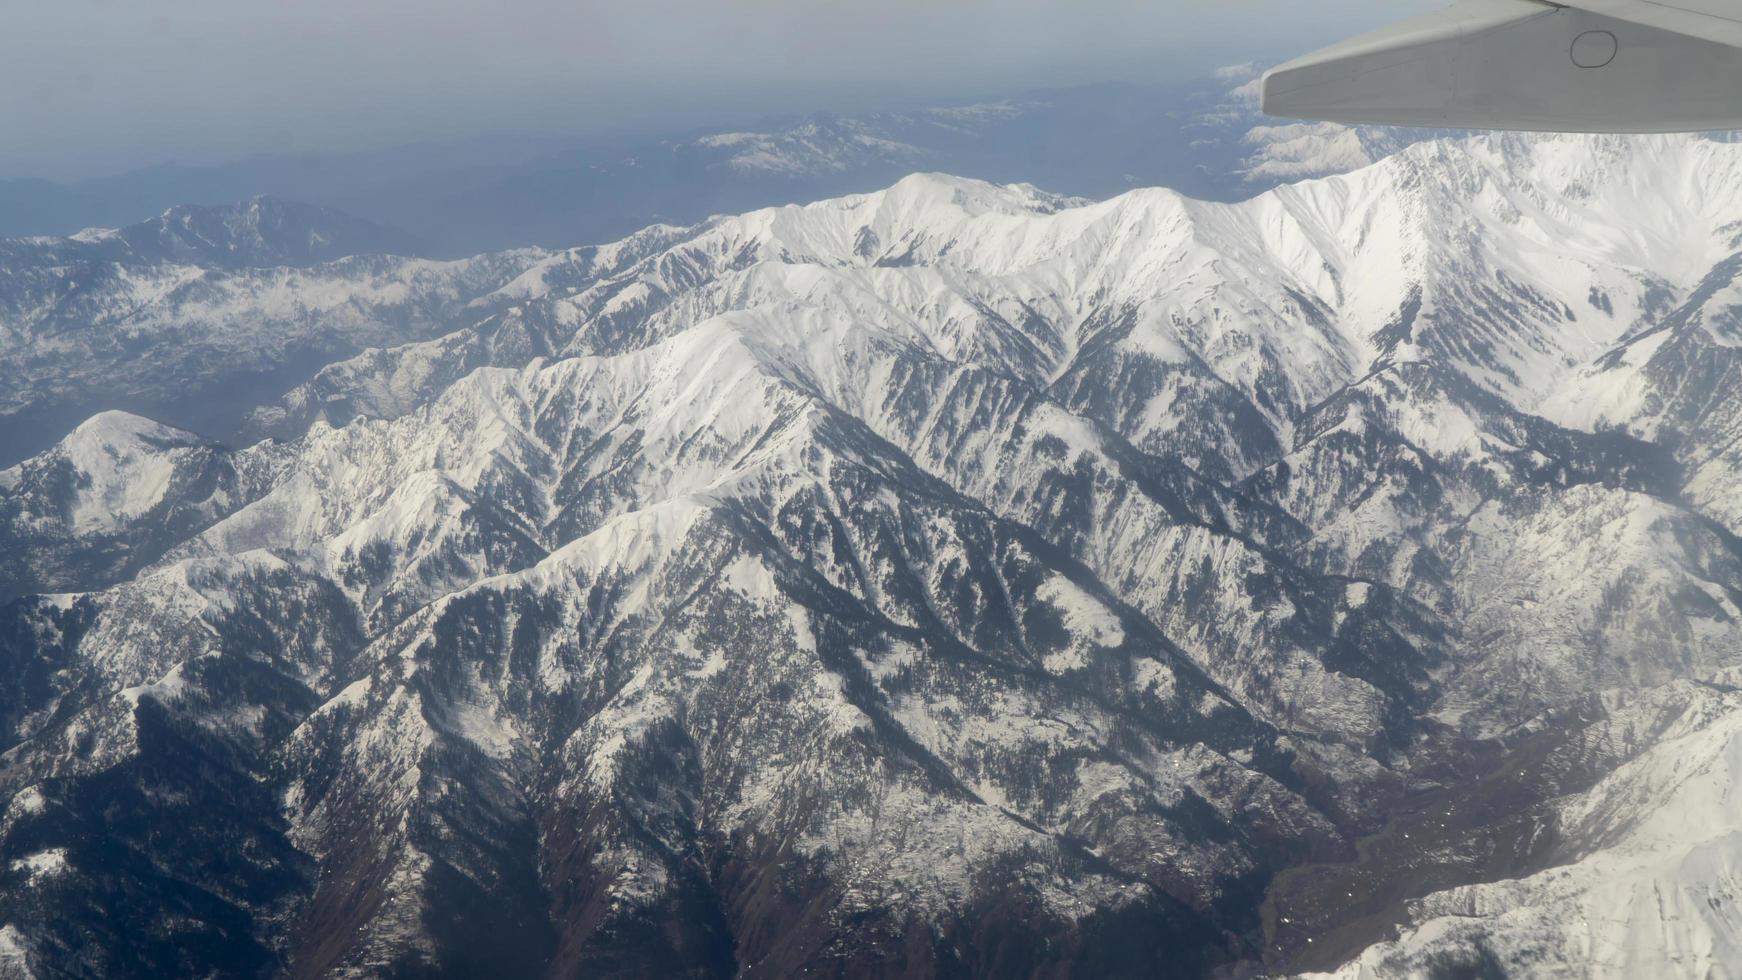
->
[0,79,1298,258]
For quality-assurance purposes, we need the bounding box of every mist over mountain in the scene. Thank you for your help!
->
[3,120,1742,978]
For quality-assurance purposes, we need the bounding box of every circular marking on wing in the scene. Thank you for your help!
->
[1571,30,1618,69]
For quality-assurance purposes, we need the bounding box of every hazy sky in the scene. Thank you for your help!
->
[6,0,1435,180]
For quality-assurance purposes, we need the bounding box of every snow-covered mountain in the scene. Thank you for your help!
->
[3,133,1742,977]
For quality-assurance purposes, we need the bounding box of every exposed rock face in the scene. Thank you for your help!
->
[3,134,1742,977]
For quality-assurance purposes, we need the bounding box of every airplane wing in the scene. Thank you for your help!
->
[1262,0,1742,133]
[1556,0,1742,49]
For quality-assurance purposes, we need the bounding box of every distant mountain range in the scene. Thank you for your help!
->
[0,69,1439,259]
[0,67,1453,468]
[4,129,1742,977]
[0,196,544,465]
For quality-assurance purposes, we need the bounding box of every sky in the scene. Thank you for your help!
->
[5,0,1437,180]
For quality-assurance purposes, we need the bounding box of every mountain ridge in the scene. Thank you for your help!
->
[3,132,1742,976]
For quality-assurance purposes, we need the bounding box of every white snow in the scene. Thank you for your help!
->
[0,925,33,978]
[1036,573,1125,648]
[8,849,67,883]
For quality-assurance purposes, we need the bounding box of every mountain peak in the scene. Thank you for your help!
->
[873,171,1077,217]
[4,410,218,539]
[66,409,195,446]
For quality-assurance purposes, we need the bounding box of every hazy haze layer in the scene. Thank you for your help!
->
[7,0,1433,178]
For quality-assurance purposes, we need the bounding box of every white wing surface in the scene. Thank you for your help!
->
[1263,0,1742,132]
[1556,0,1742,47]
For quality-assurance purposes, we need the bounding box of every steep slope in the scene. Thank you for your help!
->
[1540,238,1742,538]
[1305,676,1742,980]
[0,333,1343,977]
[257,136,1742,731]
